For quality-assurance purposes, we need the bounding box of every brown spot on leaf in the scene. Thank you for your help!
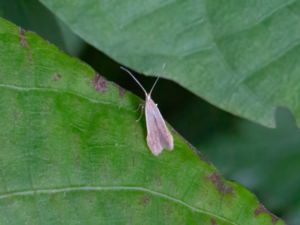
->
[53,73,62,81]
[93,73,107,92]
[139,195,151,206]
[254,204,279,224]
[19,27,33,63]
[19,28,28,48]
[118,86,126,97]
[165,205,173,216]
[208,172,233,195]
[155,176,162,187]
[211,218,218,225]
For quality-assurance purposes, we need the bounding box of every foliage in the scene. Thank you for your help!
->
[40,0,300,128]
[0,17,286,225]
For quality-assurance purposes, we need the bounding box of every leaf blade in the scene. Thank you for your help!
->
[0,17,285,225]
[39,0,300,128]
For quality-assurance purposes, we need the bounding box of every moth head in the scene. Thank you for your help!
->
[120,66,160,98]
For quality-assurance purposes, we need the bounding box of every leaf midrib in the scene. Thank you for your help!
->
[0,83,134,111]
[0,83,237,224]
[0,185,237,225]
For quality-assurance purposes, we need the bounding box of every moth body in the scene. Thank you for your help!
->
[121,66,174,156]
[145,95,174,155]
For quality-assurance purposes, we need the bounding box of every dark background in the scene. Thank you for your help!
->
[2,1,300,224]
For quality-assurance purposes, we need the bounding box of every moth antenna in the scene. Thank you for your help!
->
[120,66,147,96]
[149,76,160,96]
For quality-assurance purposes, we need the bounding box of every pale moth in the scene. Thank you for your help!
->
[121,67,174,156]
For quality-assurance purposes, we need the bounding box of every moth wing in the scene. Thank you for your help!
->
[145,97,174,156]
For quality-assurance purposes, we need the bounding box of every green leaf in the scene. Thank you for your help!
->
[38,0,300,128]
[0,0,84,56]
[0,17,285,225]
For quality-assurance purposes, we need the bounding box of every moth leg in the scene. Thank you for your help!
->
[134,103,144,112]
[136,104,144,122]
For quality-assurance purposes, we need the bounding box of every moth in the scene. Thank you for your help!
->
[121,66,174,156]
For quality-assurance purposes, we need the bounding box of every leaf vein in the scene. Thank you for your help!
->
[0,84,134,112]
[0,186,238,225]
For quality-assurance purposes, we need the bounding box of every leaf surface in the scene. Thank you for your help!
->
[0,0,84,55]
[0,17,285,225]
[39,0,300,128]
